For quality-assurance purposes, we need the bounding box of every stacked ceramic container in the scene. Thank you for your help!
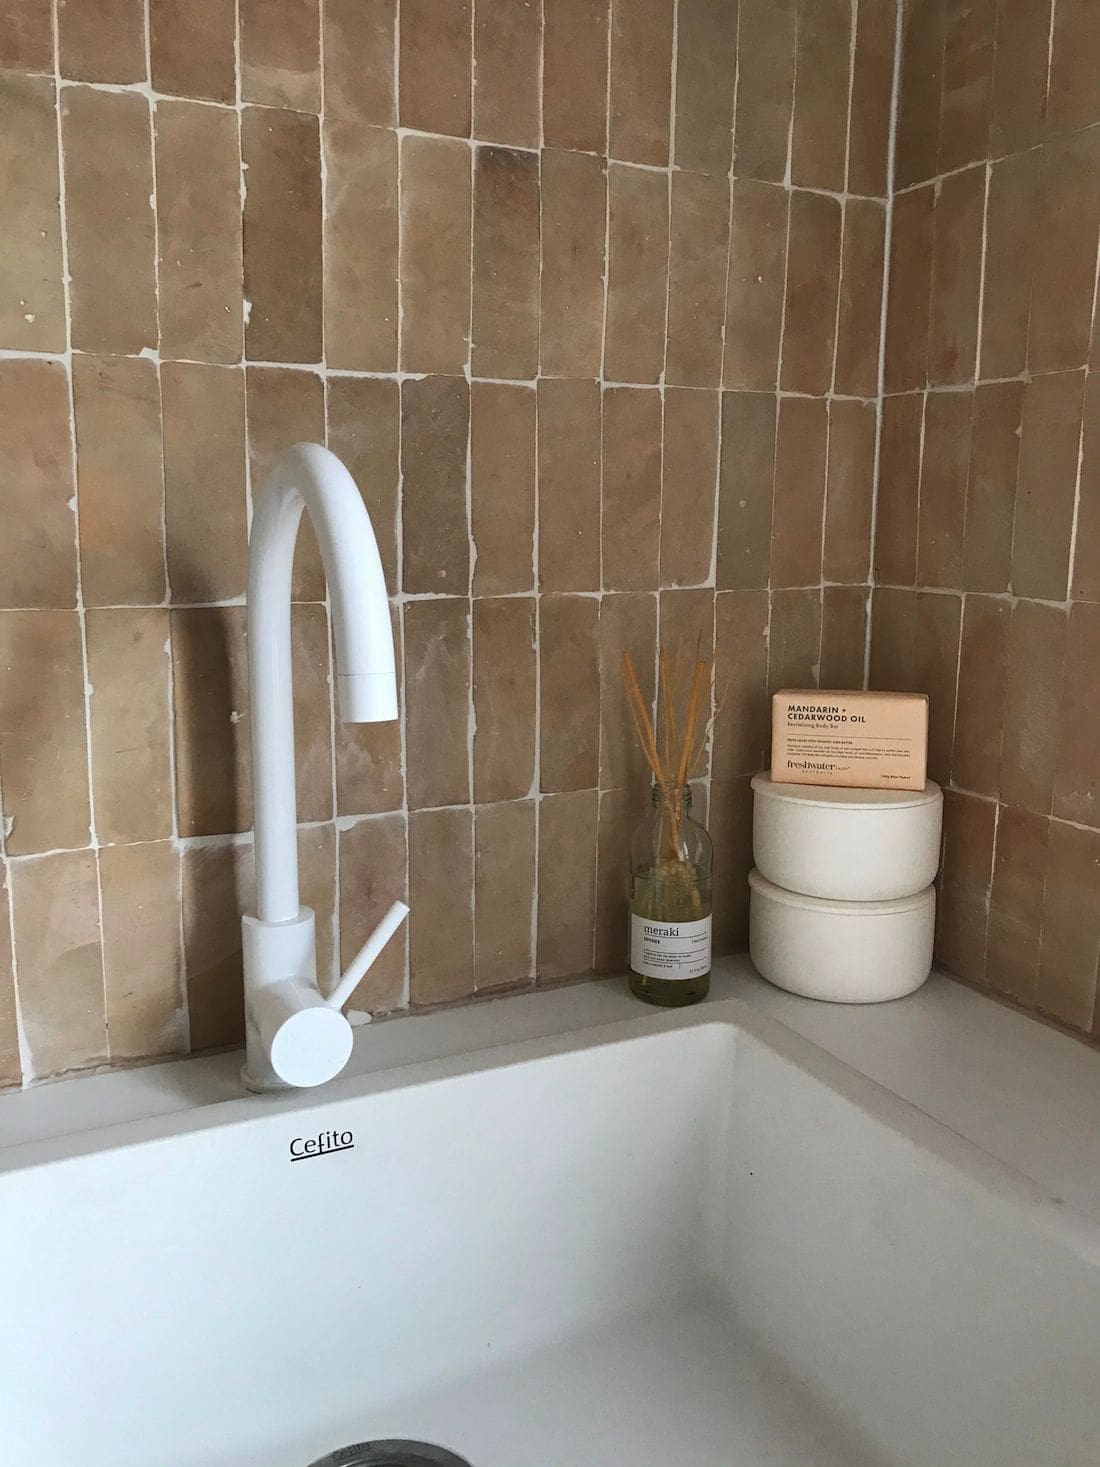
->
[747,773,944,1003]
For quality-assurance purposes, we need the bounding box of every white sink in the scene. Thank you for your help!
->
[2,979,1099,1465]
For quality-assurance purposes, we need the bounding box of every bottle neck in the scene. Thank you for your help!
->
[651,782,691,814]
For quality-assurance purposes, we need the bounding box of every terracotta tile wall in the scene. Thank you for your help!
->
[0,0,892,1086]
[874,0,1100,1038]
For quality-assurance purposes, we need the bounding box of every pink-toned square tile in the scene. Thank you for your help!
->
[0,360,77,610]
[400,0,472,135]
[323,122,398,371]
[473,0,542,148]
[598,591,657,792]
[540,594,600,793]
[242,107,323,364]
[1000,600,1067,814]
[537,789,597,980]
[608,0,673,165]
[155,98,242,364]
[1037,820,1100,1032]
[791,0,851,191]
[0,611,91,854]
[1,0,54,70]
[770,397,828,588]
[171,606,251,837]
[938,0,994,172]
[952,594,1009,797]
[473,597,536,804]
[723,180,788,391]
[780,190,841,395]
[823,398,876,584]
[324,0,395,124]
[182,841,251,1050]
[602,387,662,591]
[543,0,608,153]
[894,0,943,188]
[917,390,972,589]
[848,0,896,196]
[474,800,536,990]
[674,0,736,176]
[62,86,156,355]
[150,0,236,102]
[0,74,65,351]
[401,376,471,594]
[162,362,247,605]
[936,789,994,982]
[471,383,536,596]
[87,609,173,844]
[661,389,719,588]
[399,135,472,375]
[874,393,922,586]
[540,150,607,380]
[240,0,320,110]
[538,378,602,593]
[410,807,474,1003]
[716,393,776,591]
[987,806,1049,1006]
[990,0,1051,155]
[10,850,106,1078]
[1013,370,1086,601]
[734,0,796,182]
[340,814,408,1012]
[666,172,729,389]
[74,355,165,608]
[928,165,984,385]
[962,381,1023,594]
[100,841,186,1060]
[604,165,669,385]
[403,598,471,810]
[472,146,540,381]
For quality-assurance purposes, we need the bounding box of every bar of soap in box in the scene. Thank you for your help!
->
[771,689,928,791]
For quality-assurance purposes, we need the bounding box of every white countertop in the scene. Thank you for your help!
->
[3,956,1100,1226]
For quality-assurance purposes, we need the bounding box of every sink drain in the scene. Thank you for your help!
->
[308,1443,472,1467]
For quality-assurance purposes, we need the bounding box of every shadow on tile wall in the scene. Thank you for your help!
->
[874,0,1100,1040]
[0,0,893,1084]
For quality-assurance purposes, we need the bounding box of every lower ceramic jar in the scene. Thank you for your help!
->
[748,869,935,1003]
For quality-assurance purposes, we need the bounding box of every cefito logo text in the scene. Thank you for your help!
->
[289,1129,354,1162]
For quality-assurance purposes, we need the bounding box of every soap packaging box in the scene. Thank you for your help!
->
[770,689,929,791]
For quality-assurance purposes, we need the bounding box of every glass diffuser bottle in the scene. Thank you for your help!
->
[629,782,713,1005]
[621,639,715,1008]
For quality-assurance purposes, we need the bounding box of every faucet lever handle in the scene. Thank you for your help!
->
[325,899,410,1013]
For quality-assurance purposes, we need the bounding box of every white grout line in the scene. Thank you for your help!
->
[864,0,906,690]
[47,0,110,1074]
[317,0,341,1000]
[584,0,618,984]
[144,0,189,1050]
[462,11,479,996]
[816,0,861,685]
[391,0,413,1010]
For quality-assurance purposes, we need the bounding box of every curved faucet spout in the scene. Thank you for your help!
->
[248,443,396,925]
[242,443,406,1093]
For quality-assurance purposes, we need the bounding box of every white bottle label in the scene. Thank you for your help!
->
[630,914,712,981]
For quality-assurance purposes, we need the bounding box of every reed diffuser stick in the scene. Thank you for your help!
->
[621,639,713,860]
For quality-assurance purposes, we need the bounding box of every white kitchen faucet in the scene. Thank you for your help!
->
[241,443,408,1092]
